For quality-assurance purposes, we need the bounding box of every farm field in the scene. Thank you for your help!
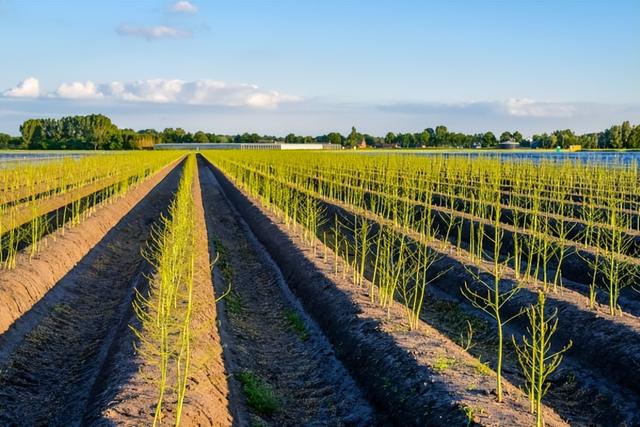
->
[0,150,639,426]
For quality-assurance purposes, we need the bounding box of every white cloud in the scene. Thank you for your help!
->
[116,25,191,40]
[503,98,575,118]
[1,94,639,137]
[380,98,577,119]
[55,81,103,99]
[44,78,300,109]
[170,1,198,14]
[3,77,40,98]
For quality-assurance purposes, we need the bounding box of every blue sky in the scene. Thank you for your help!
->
[0,0,638,136]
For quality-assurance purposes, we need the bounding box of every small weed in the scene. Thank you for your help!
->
[462,404,485,426]
[52,303,71,315]
[237,371,280,415]
[471,360,492,377]
[433,355,457,373]
[385,323,411,334]
[213,237,234,302]
[563,371,576,387]
[250,419,268,427]
[283,308,310,341]
[225,292,242,316]
[465,382,479,392]
[430,300,494,346]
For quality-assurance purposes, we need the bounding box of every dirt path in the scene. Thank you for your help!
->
[198,158,375,427]
[0,163,182,426]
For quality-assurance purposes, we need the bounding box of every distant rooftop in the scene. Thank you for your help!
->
[498,141,520,149]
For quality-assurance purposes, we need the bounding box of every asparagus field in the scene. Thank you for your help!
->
[0,150,638,426]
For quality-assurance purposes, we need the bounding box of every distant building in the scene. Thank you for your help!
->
[133,134,158,150]
[498,140,520,149]
[154,143,342,151]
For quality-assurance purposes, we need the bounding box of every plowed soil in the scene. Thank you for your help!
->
[198,157,376,426]
[0,163,182,425]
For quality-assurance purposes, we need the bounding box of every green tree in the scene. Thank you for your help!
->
[193,131,209,144]
[385,132,396,145]
[500,131,512,142]
[105,132,124,150]
[284,133,298,144]
[598,129,610,148]
[20,119,44,147]
[554,129,576,149]
[577,133,598,149]
[120,129,138,149]
[609,125,623,149]
[160,128,187,144]
[621,121,632,148]
[418,129,431,147]
[346,126,361,147]
[512,131,523,143]
[327,132,343,145]
[398,133,415,148]
[483,131,497,148]
[0,133,11,149]
[434,125,449,146]
[181,132,195,144]
[449,132,471,148]
[85,114,116,149]
[9,136,25,148]
[628,125,640,149]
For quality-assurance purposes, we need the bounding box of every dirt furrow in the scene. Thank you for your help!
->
[203,156,567,426]
[0,162,182,426]
[283,177,640,424]
[86,158,233,426]
[198,158,375,427]
[222,162,640,401]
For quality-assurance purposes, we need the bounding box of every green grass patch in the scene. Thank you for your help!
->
[52,303,71,315]
[433,355,457,373]
[225,292,242,316]
[283,308,310,341]
[237,371,280,415]
[471,359,493,376]
[213,237,234,294]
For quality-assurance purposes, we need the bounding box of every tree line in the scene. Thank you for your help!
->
[531,121,640,149]
[1,114,638,150]
[1,114,157,150]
